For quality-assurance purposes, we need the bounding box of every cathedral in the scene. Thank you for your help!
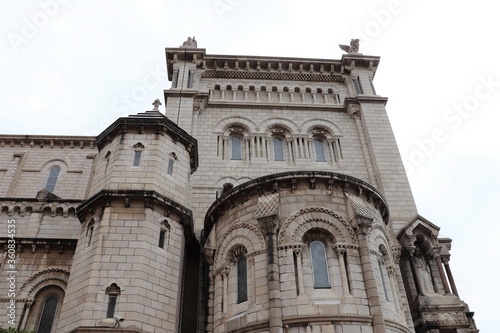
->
[0,38,478,333]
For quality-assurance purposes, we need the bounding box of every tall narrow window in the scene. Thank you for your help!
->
[36,296,58,333]
[104,151,111,174]
[133,143,144,166]
[106,284,120,318]
[133,151,142,166]
[354,76,364,94]
[87,220,95,247]
[237,256,248,303]
[231,136,242,160]
[167,159,174,176]
[369,78,377,95]
[273,137,284,161]
[378,260,390,301]
[159,229,166,248]
[172,69,179,88]
[159,220,170,249]
[187,70,194,88]
[45,166,60,193]
[314,139,326,162]
[310,241,330,288]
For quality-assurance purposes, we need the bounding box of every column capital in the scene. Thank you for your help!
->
[333,243,347,257]
[351,215,374,235]
[441,255,451,265]
[257,214,279,235]
[203,246,216,265]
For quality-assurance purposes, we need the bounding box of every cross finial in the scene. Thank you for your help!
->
[152,99,162,110]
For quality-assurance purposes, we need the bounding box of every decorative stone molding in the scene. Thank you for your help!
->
[76,189,194,240]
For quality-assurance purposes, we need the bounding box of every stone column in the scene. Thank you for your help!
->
[354,216,386,333]
[432,247,451,294]
[19,300,33,331]
[293,247,305,296]
[245,138,252,161]
[204,248,216,333]
[387,265,401,311]
[327,139,335,164]
[294,138,300,159]
[406,247,423,295]
[442,256,459,297]
[306,139,312,159]
[249,256,256,304]
[287,139,294,163]
[222,267,229,317]
[334,245,350,295]
[222,137,229,160]
[257,214,283,333]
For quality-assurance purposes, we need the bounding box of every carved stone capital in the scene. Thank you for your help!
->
[351,215,373,235]
[257,214,279,235]
[203,246,216,265]
[347,103,361,119]
[333,243,347,257]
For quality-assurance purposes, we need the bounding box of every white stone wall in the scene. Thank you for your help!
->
[58,201,186,333]
[89,132,192,205]
[205,176,411,332]
[0,138,95,199]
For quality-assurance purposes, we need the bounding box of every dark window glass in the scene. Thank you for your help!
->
[187,70,194,88]
[159,229,166,248]
[237,256,247,303]
[45,167,60,192]
[36,296,58,333]
[314,139,326,162]
[133,151,142,166]
[167,159,174,175]
[106,295,117,318]
[273,138,284,161]
[231,137,242,160]
[87,223,94,246]
[172,70,179,88]
[311,241,330,288]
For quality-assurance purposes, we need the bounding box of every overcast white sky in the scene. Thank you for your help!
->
[1,0,499,331]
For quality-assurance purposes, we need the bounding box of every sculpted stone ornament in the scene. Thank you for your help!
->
[414,247,434,294]
[339,39,361,54]
[152,98,162,111]
[181,36,198,48]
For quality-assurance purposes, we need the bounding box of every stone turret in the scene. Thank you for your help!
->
[58,102,198,333]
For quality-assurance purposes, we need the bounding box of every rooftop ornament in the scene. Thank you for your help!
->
[339,39,360,54]
[152,98,162,111]
[180,36,198,48]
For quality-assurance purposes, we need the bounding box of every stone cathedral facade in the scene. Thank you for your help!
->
[0,39,478,333]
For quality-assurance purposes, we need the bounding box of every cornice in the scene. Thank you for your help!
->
[0,135,96,149]
[203,171,389,241]
[76,189,194,240]
[165,47,380,79]
[95,114,198,173]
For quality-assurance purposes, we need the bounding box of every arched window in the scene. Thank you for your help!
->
[231,136,242,160]
[310,241,330,288]
[45,166,60,193]
[167,159,174,176]
[133,143,145,166]
[36,296,59,333]
[313,139,326,162]
[237,256,248,303]
[273,137,284,161]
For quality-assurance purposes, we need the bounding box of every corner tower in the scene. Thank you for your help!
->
[58,102,198,333]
